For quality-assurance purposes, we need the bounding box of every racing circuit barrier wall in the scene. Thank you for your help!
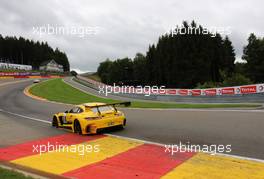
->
[0,72,63,79]
[75,76,264,103]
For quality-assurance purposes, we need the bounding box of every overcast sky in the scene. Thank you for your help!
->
[0,0,263,73]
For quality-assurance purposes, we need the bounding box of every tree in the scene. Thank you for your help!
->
[221,36,236,77]
[133,53,147,85]
[222,73,252,87]
[108,57,133,85]
[97,59,113,84]
[242,33,264,83]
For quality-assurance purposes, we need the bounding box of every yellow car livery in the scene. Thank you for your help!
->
[52,102,130,135]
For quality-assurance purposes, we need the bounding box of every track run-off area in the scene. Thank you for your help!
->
[0,78,264,178]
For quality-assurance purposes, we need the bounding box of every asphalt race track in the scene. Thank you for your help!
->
[0,79,264,160]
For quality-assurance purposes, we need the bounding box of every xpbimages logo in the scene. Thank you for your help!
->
[32,142,100,155]
[164,142,232,155]
[168,26,232,37]
[98,84,166,96]
[32,24,100,38]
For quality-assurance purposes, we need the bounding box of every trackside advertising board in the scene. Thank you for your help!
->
[0,72,63,78]
[78,76,264,96]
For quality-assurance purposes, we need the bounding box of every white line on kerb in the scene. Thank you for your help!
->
[1,108,264,163]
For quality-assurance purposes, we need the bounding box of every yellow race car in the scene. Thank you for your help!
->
[52,102,130,135]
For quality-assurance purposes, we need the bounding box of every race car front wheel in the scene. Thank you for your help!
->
[74,120,82,135]
[52,116,58,128]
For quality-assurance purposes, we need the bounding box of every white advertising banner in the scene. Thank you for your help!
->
[0,63,32,71]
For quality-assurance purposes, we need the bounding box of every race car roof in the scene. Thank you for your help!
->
[82,102,106,107]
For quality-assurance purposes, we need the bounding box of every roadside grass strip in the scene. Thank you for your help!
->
[29,78,261,109]
[1,134,264,178]
[0,167,34,179]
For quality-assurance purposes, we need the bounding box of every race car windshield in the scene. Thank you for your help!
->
[91,106,114,113]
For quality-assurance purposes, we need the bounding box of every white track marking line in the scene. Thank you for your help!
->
[0,108,51,124]
[1,108,264,163]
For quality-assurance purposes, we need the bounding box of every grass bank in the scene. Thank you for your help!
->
[0,167,33,179]
[29,78,261,109]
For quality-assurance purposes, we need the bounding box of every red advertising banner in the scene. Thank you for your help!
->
[221,88,235,95]
[179,89,188,96]
[205,89,217,96]
[191,89,201,96]
[0,72,40,76]
[240,85,257,94]
[166,89,177,95]
[14,76,29,78]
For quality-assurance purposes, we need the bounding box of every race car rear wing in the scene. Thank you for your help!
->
[87,102,131,114]
[88,101,131,108]
[110,101,131,107]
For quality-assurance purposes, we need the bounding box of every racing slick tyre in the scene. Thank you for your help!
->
[52,116,58,128]
[123,118,126,127]
[74,120,83,135]
[121,118,126,129]
[118,118,126,130]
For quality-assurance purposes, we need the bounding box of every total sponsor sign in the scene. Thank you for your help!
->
[240,85,257,94]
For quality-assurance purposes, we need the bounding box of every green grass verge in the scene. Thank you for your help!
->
[0,167,33,179]
[30,79,117,104]
[29,78,261,109]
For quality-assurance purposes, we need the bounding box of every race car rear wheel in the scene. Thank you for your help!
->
[123,118,126,126]
[74,120,82,135]
[121,118,126,129]
[52,116,58,128]
[117,119,126,130]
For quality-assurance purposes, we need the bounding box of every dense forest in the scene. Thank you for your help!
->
[0,35,70,71]
[97,21,263,88]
